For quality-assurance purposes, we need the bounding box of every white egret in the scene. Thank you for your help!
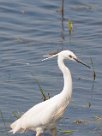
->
[10,50,90,136]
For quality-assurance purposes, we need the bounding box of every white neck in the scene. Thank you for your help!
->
[58,55,72,99]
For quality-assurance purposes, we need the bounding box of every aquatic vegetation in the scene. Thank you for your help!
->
[0,110,7,131]
[34,79,50,101]
[90,57,96,81]
[87,57,96,108]
[95,116,102,121]
[67,20,73,35]
[73,119,86,125]
[59,129,74,135]
[61,0,64,17]
[12,111,21,119]
[88,102,91,108]
[0,110,9,136]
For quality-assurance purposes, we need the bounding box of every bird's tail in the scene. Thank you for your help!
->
[10,119,21,134]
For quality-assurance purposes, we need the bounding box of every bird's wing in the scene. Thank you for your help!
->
[15,94,60,129]
[37,96,70,125]
[11,93,66,132]
[10,100,59,133]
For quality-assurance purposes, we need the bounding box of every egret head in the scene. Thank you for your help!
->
[42,50,90,69]
[58,50,77,61]
[58,50,90,68]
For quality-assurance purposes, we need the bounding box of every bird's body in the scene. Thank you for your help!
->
[11,93,70,135]
[10,50,89,136]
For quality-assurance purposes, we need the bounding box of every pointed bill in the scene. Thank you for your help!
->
[74,58,90,69]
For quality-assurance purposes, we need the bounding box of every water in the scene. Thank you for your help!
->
[0,0,102,136]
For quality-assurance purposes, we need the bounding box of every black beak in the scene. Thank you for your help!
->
[74,58,90,69]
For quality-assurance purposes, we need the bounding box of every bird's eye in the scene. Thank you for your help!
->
[69,55,72,58]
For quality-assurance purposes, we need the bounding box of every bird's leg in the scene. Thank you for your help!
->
[36,132,41,136]
[50,127,57,136]
[36,128,43,136]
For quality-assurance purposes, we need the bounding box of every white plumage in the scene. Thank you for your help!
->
[10,50,90,136]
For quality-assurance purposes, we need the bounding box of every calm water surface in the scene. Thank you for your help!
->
[0,0,102,136]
